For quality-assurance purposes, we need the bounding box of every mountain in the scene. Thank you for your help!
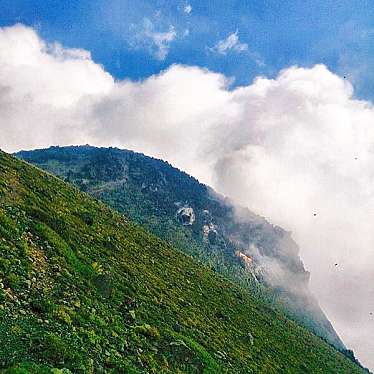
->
[0,150,367,373]
[16,146,343,353]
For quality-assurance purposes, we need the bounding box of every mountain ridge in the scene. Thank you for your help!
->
[0,149,368,372]
[16,145,344,352]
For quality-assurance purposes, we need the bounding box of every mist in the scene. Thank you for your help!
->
[1,24,373,369]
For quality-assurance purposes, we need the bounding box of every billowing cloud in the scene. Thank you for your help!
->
[209,31,248,55]
[0,24,113,150]
[1,24,374,370]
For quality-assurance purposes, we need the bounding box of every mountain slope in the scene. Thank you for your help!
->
[0,150,366,373]
[16,146,344,351]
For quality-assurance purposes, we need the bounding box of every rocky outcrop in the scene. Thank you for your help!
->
[235,251,253,267]
[176,206,195,225]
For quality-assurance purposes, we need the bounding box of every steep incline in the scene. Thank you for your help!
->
[0,151,367,373]
[17,146,343,352]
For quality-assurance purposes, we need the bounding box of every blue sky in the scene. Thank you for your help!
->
[2,0,374,99]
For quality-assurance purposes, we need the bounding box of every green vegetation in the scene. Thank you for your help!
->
[0,151,367,373]
[16,146,346,352]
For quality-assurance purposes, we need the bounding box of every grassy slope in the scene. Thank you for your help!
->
[0,151,365,373]
[15,146,344,352]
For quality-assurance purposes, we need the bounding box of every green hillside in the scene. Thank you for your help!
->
[16,146,344,352]
[0,150,366,373]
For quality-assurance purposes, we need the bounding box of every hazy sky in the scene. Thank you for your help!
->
[1,2,374,370]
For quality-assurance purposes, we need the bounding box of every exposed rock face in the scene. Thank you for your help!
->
[176,206,195,225]
[235,251,253,267]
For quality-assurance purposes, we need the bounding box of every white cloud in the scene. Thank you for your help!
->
[210,30,248,55]
[0,24,113,108]
[0,24,113,150]
[135,18,177,61]
[184,4,192,14]
[1,24,374,370]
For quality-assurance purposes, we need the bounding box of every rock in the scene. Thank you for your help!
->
[203,224,218,244]
[246,332,254,345]
[235,251,253,267]
[176,206,195,225]
[173,322,182,332]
